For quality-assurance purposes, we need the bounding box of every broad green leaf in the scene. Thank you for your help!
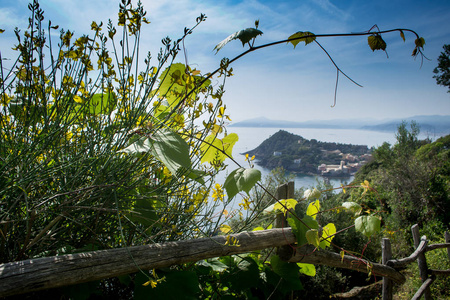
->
[271,255,300,282]
[306,200,320,219]
[342,201,362,216]
[288,215,318,246]
[200,133,239,165]
[222,133,239,159]
[306,229,320,247]
[297,263,316,277]
[119,137,152,154]
[355,215,381,238]
[150,129,192,175]
[88,93,116,115]
[223,167,261,199]
[368,34,387,51]
[319,223,336,249]
[197,258,228,273]
[287,31,316,48]
[157,63,211,107]
[128,198,163,228]
[119,129,192,176]
[273,198,298,213]
[214,28,263,53]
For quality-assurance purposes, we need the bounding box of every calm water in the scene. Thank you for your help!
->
[217,127,441,189]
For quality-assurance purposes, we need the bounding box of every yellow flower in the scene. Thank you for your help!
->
[211,183,224,202]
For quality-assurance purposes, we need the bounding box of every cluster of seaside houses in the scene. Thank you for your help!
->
[317,150,372,176]
[273,149,372,176]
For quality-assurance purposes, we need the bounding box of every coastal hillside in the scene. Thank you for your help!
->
[244,130,371,176]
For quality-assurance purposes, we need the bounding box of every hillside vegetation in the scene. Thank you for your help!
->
[244,130,369,174]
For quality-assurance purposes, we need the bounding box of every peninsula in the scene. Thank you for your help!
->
[244,130,372,176]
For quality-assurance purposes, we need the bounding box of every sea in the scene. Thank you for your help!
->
[216,127,443,190]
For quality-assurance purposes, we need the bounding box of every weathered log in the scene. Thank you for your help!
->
[287,244,406,284]
[0,228,296,297]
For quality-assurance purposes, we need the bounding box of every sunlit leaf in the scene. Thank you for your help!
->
[219,224,232,234]
[287,31,316,48]
[319,223,336,248]
[200,133,238,165]
[297,263,316,277]
[214,28,263,53]
[306,200,320,219]
[273,198,298,213]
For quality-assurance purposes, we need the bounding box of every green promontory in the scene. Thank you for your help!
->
[244,130,370,175]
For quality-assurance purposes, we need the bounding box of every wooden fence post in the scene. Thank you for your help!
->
[411,224,432,300]
[382,238,393,300]
[275,181,295,261]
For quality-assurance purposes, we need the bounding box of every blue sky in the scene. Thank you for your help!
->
[1,0,450,122]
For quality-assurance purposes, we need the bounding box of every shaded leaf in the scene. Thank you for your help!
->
[223,167,261,199]
[355,215,381,238]
[306,229,320,247]
[368,34,387,51]
[342,201,362,216]
[214,28,263,53]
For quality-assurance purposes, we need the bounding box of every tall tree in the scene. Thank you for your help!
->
[433,44,450,93]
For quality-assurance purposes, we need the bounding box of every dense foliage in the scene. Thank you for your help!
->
[433,44,450,93]
[0,0,436,299]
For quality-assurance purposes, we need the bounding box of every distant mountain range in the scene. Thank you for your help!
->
[229,115,450,134]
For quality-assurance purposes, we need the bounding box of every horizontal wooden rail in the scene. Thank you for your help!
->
[0,228,296,297]
[287,244,406,284]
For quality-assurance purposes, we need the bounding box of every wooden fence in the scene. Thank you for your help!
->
[0,182,449,299]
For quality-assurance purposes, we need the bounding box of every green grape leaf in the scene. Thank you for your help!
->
[119,129,191,176]
[368,34,387,51]
[297,263,316,277]
[149,129,192,175]
[197,258,229,273]
[288,215,318,246]
[306,229,320,247]
[341,201,362,216]
[287,31,316,48]
[306,200,320,219]
[200,133,239,165]
[355,215,381,238]
[273,198,298,213]
[88,93,116,115]
[223,167,261,199]
[271,255,301,284]
[157,63,211,107]
[319,223,336,249]
[214,28,263,53]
